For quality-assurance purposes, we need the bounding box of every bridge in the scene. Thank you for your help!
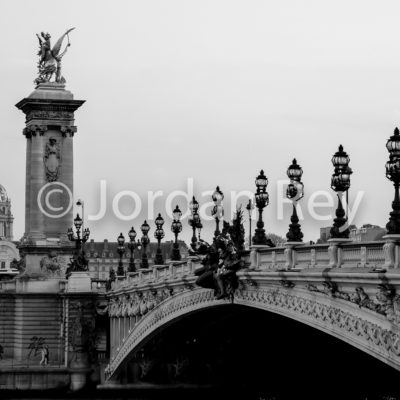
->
[3,35,400,394]
[104,239,400,384]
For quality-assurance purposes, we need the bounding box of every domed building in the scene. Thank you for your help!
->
[0,184,14,240]
[0,185,19,280]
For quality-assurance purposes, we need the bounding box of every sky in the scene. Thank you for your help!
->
[1,0,400,244]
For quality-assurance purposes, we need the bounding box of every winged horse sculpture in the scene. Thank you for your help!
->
[34,28,75,85]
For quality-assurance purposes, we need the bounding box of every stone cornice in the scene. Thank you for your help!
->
[15,98,85,115]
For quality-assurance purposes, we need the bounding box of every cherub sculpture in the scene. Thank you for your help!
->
[34,28,75,85]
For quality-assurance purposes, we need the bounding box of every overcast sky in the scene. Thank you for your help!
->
[1,0,400,244]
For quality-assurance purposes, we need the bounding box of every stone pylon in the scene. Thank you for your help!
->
[8,83,86,367]
[15,82,85,280]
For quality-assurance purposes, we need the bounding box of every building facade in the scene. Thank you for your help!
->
[0,185,19,280]
[349,224,386,242]
[85,239,189,280]
[319,224,385,243]
[0,184,14,241]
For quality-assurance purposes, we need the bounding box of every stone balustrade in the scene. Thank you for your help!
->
[109,240,394,292]
[91,279,108,293]
[249,241,387,270]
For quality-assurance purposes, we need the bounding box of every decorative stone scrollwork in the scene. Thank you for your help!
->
[235,288,400,360]
[109,289,175,320]
[305,281,400,322]
[115,298,123,318]
[23,124,47,138]
[306,283,319,292]
[40,251,62,276]
[121,296,129,317]
[60,125,77,137]
[183,283,194,291]
[280,280,295,289]
[27,110,74,122]
[322,281,338,297]
[131,294,141,318]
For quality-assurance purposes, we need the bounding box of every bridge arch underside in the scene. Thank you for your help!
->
[109,288,400,395]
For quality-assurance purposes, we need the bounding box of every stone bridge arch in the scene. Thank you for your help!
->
[106,284,400,381]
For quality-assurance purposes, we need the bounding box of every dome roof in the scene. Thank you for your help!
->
[0,185,8,202]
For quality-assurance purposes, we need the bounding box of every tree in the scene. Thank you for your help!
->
[266,233,286,247]
[374,230,387,241]
[229,207,245,253]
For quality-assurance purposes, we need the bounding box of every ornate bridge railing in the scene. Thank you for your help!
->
[105,240,400,381]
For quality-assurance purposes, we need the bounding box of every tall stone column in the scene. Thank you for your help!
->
[11,83,85,365]
[15,82,85,278]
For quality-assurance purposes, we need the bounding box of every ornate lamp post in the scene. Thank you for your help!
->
[140,220,150,269]
[189,196,200,247]
[286,159,304,242]
[127,227,142,273]
[171,205,183,261]
[385,128,400,234]
[66,214,90,276]
[154,213,165,265]
[116,232,126,276]
[253,170,269,245]
[67,213,90,252]
[246,199,254,247]
[211,186,224,238]
[197,221,203,240]
[76,199,84,231]
[330,145,353,238]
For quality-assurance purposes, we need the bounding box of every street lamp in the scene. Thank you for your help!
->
[140,220,150,269]
[154,213,165,265]
[171,205,183,261]
[117,232,126,276]
[253,170,269,245]
[197,221,203,241]
[67,213,90,274]
[246,199,255,248]
[127,226,142,273]
[189,196,200,248]
[76,199,84,231]
[211,186,224,238]
[330,145,353,238]
[286,159,304,242]
[67,213,90,251]
[386,128,400,234]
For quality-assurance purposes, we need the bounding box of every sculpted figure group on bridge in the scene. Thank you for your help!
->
[192,209,246,300]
